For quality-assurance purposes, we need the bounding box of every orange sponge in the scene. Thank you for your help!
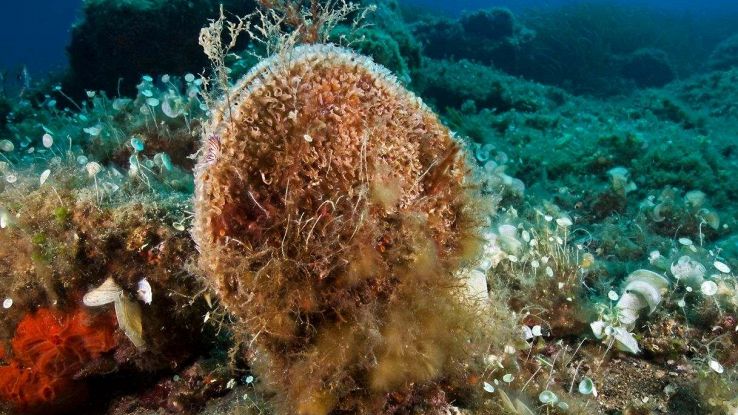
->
[0,307,117,413]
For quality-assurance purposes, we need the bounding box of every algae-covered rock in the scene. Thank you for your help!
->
[329,0,422,84]
[65,0,257,96]
[620,48,676,88]
[413,58,562,113]
[708,33,738,71]
[413,8,533,73]
[460,8,517,41]
[331,26,411,83]
[0,71,215,414]
[0,172,210,413]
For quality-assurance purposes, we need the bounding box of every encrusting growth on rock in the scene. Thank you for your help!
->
[193,44,492,414]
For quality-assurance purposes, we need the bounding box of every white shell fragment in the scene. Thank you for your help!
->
[612,327,640,354]
[591,270,668,355]
[42,133,54,148]
[522,325,533,340]
[671,256,706,287]
[701,281,718,296]
[137,278,153,304]
[86,161,102,177]
[0,140,14,152]
[84,125,102,136]
[590,320,606,339]
[0,211,8,229]
[40,169,51,185]
[709,360,724,374]
[114,296,145,349]
[83,277,123,306]
[555,216,573,228]
[617,269,669,328]
[624,270,670,313]
[649,250,661,263]
[162,98,183,118]
[458,268,489,302]
[83,277,146,349]
[678,237,693,246]
[713,261,731,274]
[531,325,543,337]
[2,298,12,309]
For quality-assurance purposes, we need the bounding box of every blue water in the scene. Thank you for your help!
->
[405,0,738,15]
[0,1,80,76]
